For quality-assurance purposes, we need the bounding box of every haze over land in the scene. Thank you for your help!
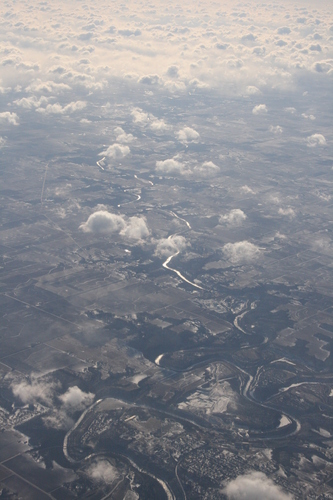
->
[0,0,332,498]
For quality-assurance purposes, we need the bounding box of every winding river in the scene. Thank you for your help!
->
[162,252,204,290]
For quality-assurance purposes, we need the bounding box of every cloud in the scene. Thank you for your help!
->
[150,118,170,131]
[87,460,119,483]
[114,127,134,143]
[278,207,295,218]
[224,471,293,500]
[1,0,332,100]
[302,114,315,120]
[154,235,187,258]
[59,386,94,411]
[240,185,255,194]
[14,96,48,109]
[156,158,186,175]
[220,209,247,226]
[36,101,86,115]
[131,107,170,132]
[284,107,296,114]
[11,375,59,406]
[222,241,261,264]
[306,134,326,147]
[43,386,94,430]
[176,127,200,142]
[245,86,261,95]
[131,107,149,124]
[80,210,149,240]
[269,125,283,134]
[80,211,125,234]
[0,112,19,125]
[10,373,96,430]
[120,216,150,240]
[312,237,332,255]
[156,159,219,177]
[252,104,267,115]
[43,411,74,431]
[100,143,130,159]
[0,137,5,149]
[275,232,287,240]
[26,80,71,93]
[194,161,219,177]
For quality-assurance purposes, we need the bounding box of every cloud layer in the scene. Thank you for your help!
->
[1,0,331,105]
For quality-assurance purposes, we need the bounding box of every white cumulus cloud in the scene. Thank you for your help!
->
[36,101,86,115]
[222,241,261,264]
[278,207,295,218]
[0,112,19,125]
[306,134,326,147]
[59,386,94,411]
[80,211,126,234]
[131,107,149,124]
[220,209,247,226]
[150,118,170,132]
[245,86,261,95]
[100,143,130,159]
[120,216,150,240]
[87,460,119,483]
[80,210,149,241]
[154,235,187,258]
[156,158,186,175]
[176,127,200,142]
[114,127,134,143]
[14,96,48,109]
[252,104,267,115]
[224,471,293,500]
[194,161,219,177]
[131,107,170,132]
